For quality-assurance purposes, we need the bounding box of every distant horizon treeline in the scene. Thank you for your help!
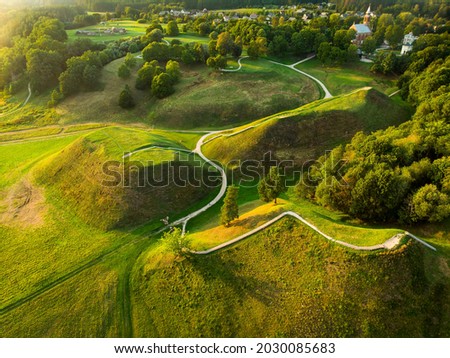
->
[5,0,449,13]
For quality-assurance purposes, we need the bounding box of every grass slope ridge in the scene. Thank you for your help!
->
[33,129,212,230]
[132,218,450,338]
[203,88,411,166]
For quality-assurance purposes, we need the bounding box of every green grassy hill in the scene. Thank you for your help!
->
[32,127,213,230]
[147,60,319,129]
[131,218,450,337]
[203,88,412,167]
[57,58,319,129]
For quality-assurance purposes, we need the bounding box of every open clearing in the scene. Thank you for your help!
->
[295,58,399,96]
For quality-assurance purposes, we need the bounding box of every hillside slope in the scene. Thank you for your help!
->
[203,88,411,167]
[132,218,450,337]
[32,128,214,230]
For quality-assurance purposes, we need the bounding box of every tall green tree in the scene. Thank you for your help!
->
[165,60,181,84]
[385,25,404,49]
[220,186,239,227]
[216,31,234,56]
[118,63,131,79]
[258,167,285,204]
[118,84,135,109]
[166,20,180,36]
[26,49,63,92]
[151,72,174,99]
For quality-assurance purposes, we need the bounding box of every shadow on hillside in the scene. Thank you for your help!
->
[188,254,280,305]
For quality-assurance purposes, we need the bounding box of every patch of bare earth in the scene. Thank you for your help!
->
[0,179,46,227]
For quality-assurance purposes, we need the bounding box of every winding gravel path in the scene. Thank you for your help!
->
[220,56,250,72]
[194,211,404,254]
[0,82,32,118]
[269,56,333,99]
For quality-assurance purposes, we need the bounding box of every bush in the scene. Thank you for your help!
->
[118,63,131,79]
[124,52,137,68]
[161,227,191,257]
[151,72,174,99]
[119,85,135,109]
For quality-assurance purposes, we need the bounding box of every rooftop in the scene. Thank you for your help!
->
[352,24,372,34]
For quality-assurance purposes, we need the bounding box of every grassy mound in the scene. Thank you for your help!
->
[203,88,412,167]
[32,128,213,230]
[132,218,450,337]
[147,60,319,129]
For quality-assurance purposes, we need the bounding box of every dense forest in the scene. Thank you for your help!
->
[297,32,450,224]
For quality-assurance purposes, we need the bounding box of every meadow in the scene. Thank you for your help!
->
[66,20,148,43]
[66,19,209,45]
[295,58,399,96]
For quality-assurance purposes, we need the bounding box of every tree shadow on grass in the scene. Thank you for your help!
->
[187,253,280,306]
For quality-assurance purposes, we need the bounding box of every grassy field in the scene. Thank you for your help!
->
[131,218,450,337]
[66,20,148,43]
[295,58,399,96]
[66,20,208,45]
[0,94,59,132]
[0,125,216,337]
[165,32,209,45]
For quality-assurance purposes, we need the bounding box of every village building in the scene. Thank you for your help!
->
[350,5,373,46]
[401,32,418,55]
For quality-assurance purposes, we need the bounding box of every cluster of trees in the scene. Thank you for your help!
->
[297,34,450,224]
[0,10,141,98]
[135,58,180,99]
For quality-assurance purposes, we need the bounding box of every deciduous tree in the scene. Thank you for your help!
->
[258,167,285,204]
[220,186,239,227]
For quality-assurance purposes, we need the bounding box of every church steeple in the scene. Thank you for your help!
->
[363,4,371,25]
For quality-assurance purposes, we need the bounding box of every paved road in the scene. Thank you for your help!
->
[0,82,32,118]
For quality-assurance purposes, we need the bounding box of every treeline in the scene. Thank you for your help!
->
[335,0,448,16]
[0,10,144,103]
[297,32,450,224]
[0,6,85,47]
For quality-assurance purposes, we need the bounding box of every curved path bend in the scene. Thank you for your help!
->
[220,56,249,72]
[0,82,32,118]
[194,212,436,254]
[269,56,333,99]
[124,132,228,235]
[125,132,435,253]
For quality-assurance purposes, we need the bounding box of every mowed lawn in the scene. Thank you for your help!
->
[295,58,398,96]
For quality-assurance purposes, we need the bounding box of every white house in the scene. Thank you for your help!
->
[401,32,418,55]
